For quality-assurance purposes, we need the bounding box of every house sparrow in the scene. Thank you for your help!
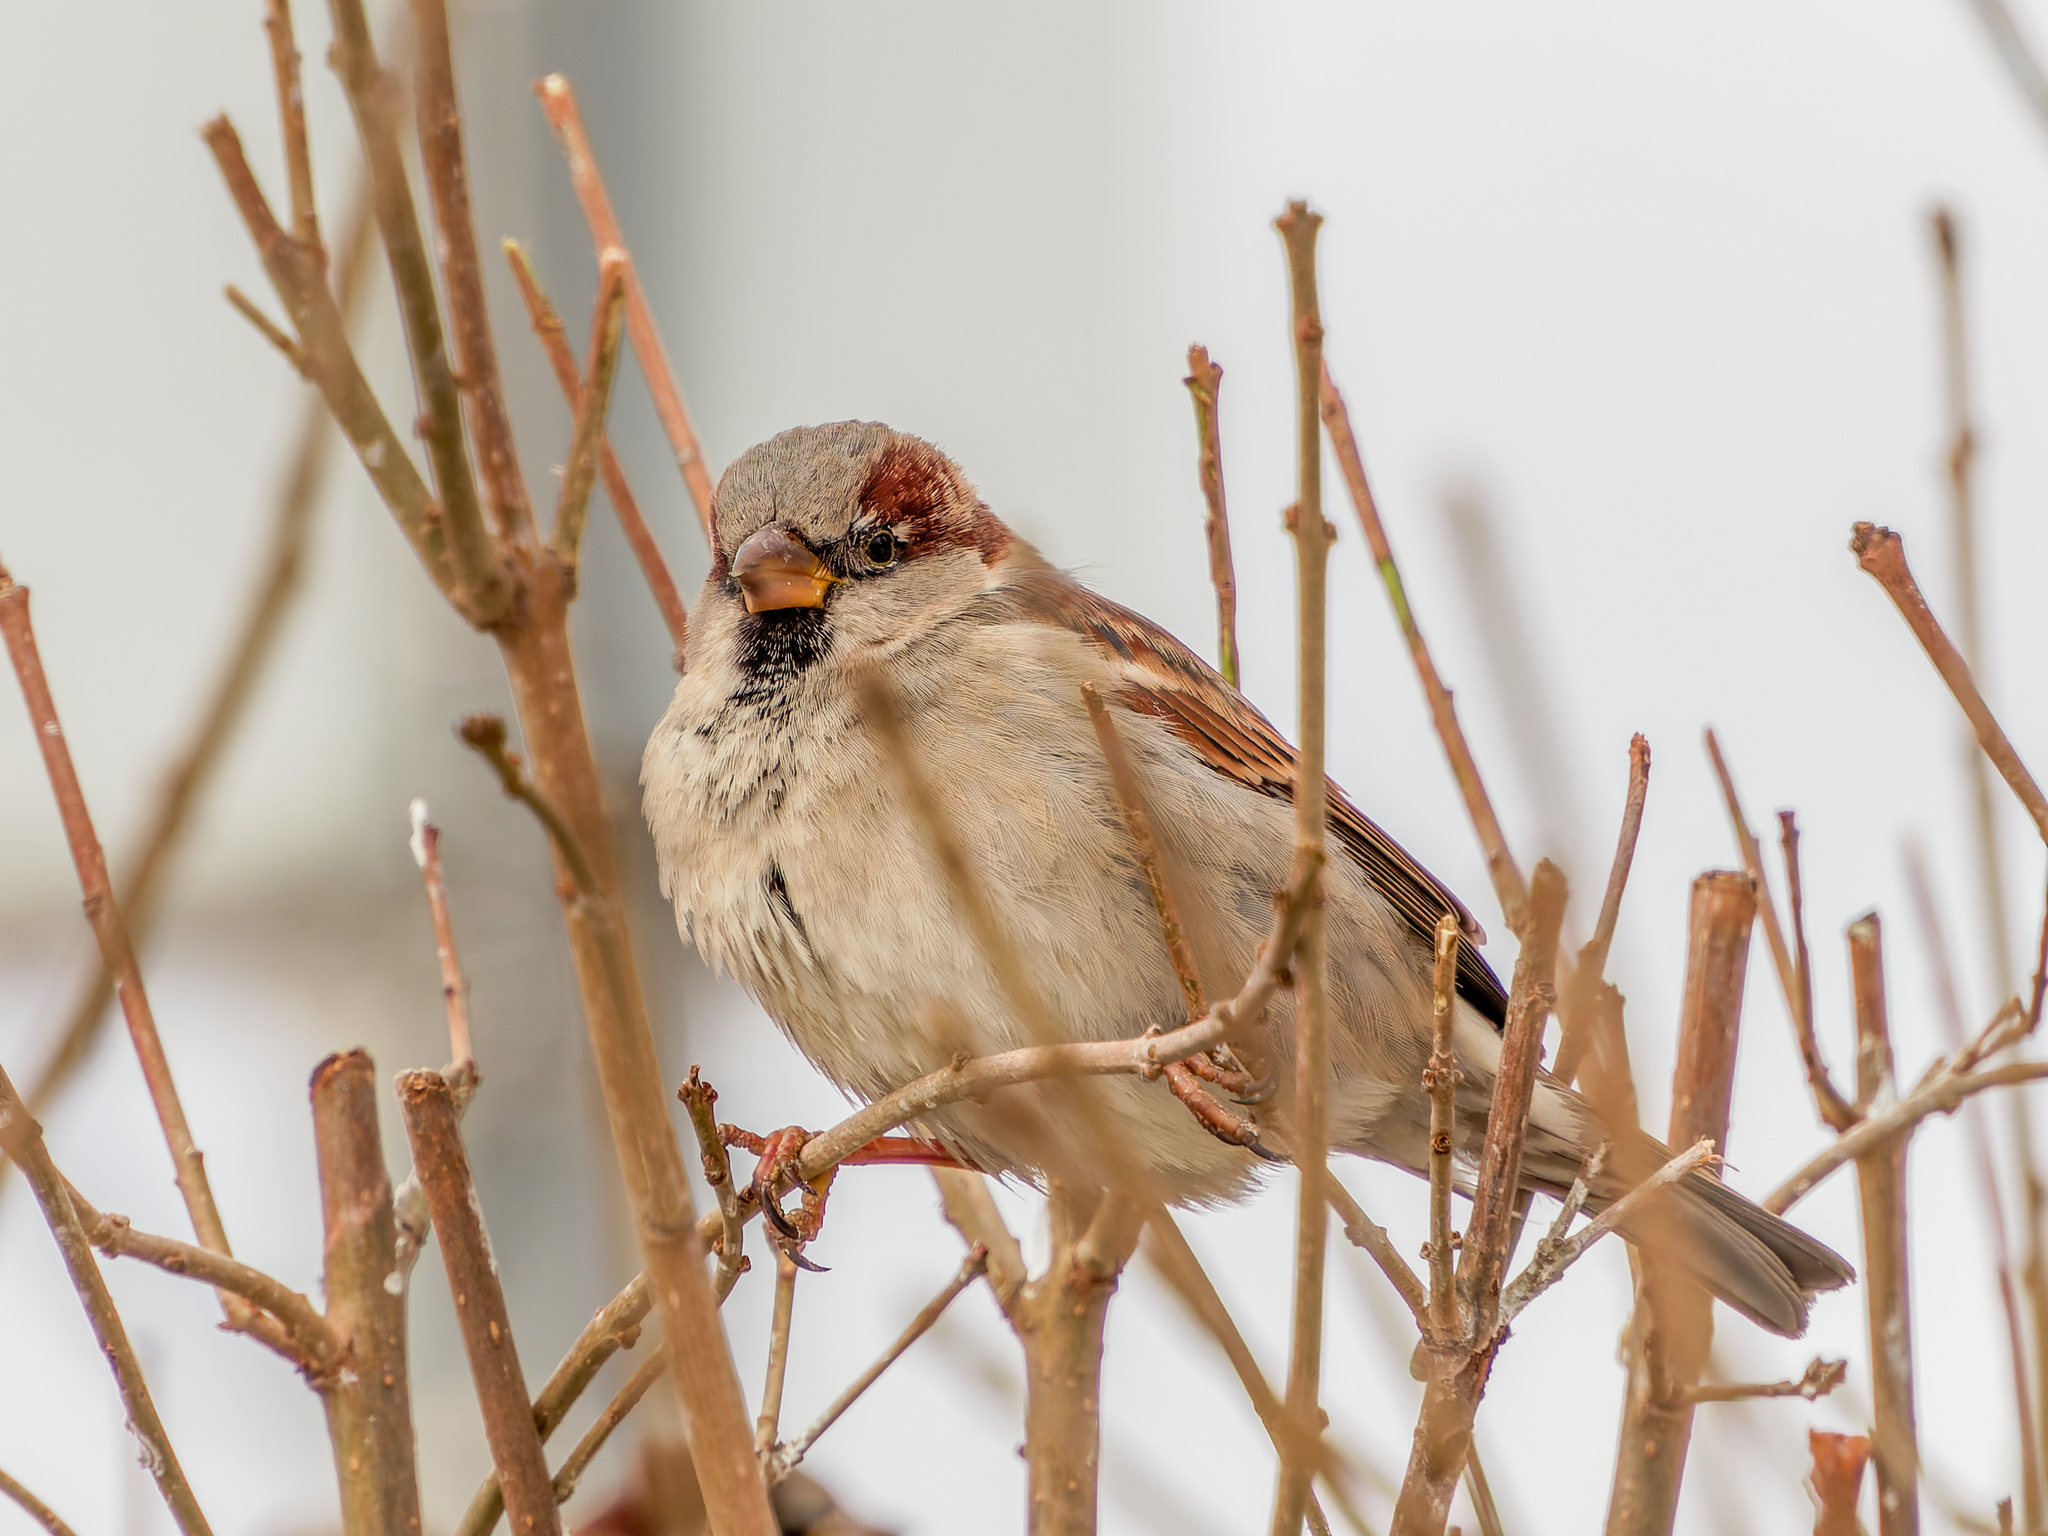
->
[642,421,1852,1336]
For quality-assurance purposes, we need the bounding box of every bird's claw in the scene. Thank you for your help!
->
[1161,1060,1280,1162]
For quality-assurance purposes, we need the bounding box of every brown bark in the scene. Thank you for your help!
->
[1182,344,1240,689]
[311,1051,422,1536]
[1605,871,1755,1536]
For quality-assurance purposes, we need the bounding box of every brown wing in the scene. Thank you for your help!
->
[996,567,1510,1026]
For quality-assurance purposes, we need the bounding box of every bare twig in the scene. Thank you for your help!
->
[409,800,474,1073]
[535,74,716,540]
[1271,197,1335,1536]
[1321,360,1526,935]
[311,1050,423,1536]
[1958,0,2048,143]
[1810,1431,1873,1536]
[1683,1356,1846,1405]
[550,1345,670,1506]
[0,1468,78,1536]
[1463,1443,1507,1536]
[1498,1138,1717,1326]
[1852,523,2048,846]
[503,238,689,667]
[757,1250,799,1454]
[1849,916,1921,1536]
[765,1246,990,1483]
[1705,731,1857,1130]
[1183,344,1240,687]
[1606,870,1756,1536]
[410,0,532,544]
[397,1071,561,1536]
[1425,913,1463,1332]
[261,0,318,247]
[0,1061,212,1536]
[1557,736,1651,1112]
[225,284,306,371]
[932,1167,1027,1313]
[1326,1177,1430,1326]
[0,564,243,1286]
[457,714,599,896]
[681,1067,748,1299]
[1586,734,1652,982]
[325,0,505,617]
[550,253,630,573]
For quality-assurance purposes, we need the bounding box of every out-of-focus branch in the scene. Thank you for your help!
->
[0,1468,78,1536]
[1852,523,2048,846]
[550,1346,670,1506]
[1683,1356,1846,1405]
[0,1062,212,1536]
[0,565,243,1285]
[1556,735,1651,1094]
[325,0,505,617]
[535,73,716,540]
[764,1246,990,1484]
[1183,344,1240,688]
[1848,916,1921,1536]
[1273,197,1334,1536]
[311,1050,423,1536]
[409,0,532,544]
[1705,731,1857,1131]
[1809,1431,1873,1536]
[1958,0,2048,144]
[550,254,630,574]
[503,238,689,668]
[1606,870,1756,1536]
[1322,361,1527,936]
[1390,862,1567,1536]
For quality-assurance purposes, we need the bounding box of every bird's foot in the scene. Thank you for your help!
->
[838,1136,975,1169]
[1177,1046,1277,1106]
[1161,1062,1287,1163]
[721,1123,833,1267]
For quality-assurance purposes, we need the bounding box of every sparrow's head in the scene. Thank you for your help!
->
[708,422,1015,664]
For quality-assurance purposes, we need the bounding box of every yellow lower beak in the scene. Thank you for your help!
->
[730,526,839,613]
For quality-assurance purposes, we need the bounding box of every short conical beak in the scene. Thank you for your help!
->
[730,526,839,613]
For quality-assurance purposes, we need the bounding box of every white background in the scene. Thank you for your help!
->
[4,3,2047,1532]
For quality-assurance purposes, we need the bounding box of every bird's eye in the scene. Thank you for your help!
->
[863,530,900,568]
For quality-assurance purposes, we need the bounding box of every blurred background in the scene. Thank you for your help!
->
[4,2,2048,1532]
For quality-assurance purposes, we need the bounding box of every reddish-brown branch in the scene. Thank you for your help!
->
[1556,735,1651,1090]
[1321,361,1526,935]
[1683,1356,1846,1404]
[1424,913,1463,1332]
[1605,870,1756,1536]
[1849,917,1921,1536]
[1809,1432,1873,1536]
[0,1064,213,1536]
[1183,344,1240,689]
[1326,1178,1430,1326]
[503,239,690,668]
[680,1067,748,1299]
[325,0,504,617]
[550,254,630,575]
[535,74,716,541]
[1705,730,1857,1131]
[409,801,474,1073]
[397,1071,561,1536]
[410,0,532,545]
[1852,522,2048,845]
[0,1468,78,1536]
[550,1345,671,1506]
[0,565,240,1270]
[261,0,318,248]
[311,1051,422,1536]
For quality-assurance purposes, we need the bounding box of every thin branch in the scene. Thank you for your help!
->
[0,1468,79,1536]
[311,1050,424,1533]
[1959,0,2048,143]
[680,1067,748,1300]
[0,1062,212,1536]
[19,176,375,1137]
[397,1071,561,1536]
[225,284,305,372]
[261,0,318,248]
[535,74,716,541]
[764,1246,990,1483]
[1585,733,1651,984]
[1683,1356,1846,1405]
[1498,1139,1717,1326]
[1767,998,2037,1214]
[325,0,505,616]
[409,0,532,544]
[410,800,474,1073]
[457,714,599,896]
[1462,1442,1507,1536]
[551,253,630,574]
[1321,360,1527,935]
[756,1250,798,1454]
[1183,344,1240,688]
[0,565,239,1266]
[1705,729,1857,1130]
[503,238,689,668]
[1425,912,1463,1333]
[66,1182,338,1373]
[1852,522,2048,846]
[549,1345,670,1507]
[1556,735,1651,1108]
[1273,197,1334,1536]
[1326,1178,1429,1326]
